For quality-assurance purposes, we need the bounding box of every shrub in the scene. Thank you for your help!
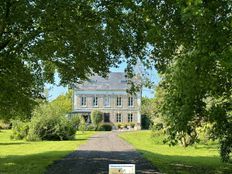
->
[153,123,164,131]
[86,124,96,131]
[10,120,29,140]
[129,123,135,128]
[115,123,122,129]
[90,110,103,126]
[0,119,11,129]
[78,116,86,133]
[123,123,128,128]
[27,113,76,141]
[98,123,112,131]
[69,114,82,131]
[26,104,76,141]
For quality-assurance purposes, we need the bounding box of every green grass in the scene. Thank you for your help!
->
[0,130,96,174]
[119,131,232,174]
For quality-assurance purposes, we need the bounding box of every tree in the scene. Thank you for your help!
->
[91,110,103,128]
[0,1,147,119]
[141,0,232,161]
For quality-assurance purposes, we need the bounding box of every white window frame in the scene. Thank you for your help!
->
[116,96,122,107]
[128,113,133,122]
[128,97,134,107]
[116,113,122,122]
[104,96,110,107]
[81,96,87,107]
[93,96,98,107]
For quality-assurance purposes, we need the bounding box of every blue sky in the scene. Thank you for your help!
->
[45,63,160,101]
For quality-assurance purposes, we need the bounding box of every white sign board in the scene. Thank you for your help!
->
[109,164,135,174]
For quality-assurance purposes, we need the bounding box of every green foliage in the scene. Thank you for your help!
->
[69,114,82,131]
[90,110,103,127]
[145,0,232,161]
[129,122,135,128]
[10,120,29,140]
[27,104,75,141]
[0,1,147,120]
[98,123,112,131]
[141,115,152,129]
[50,90,72,113]
[86,124,96,131]
[115,123,122,129]
[0,119,10,129]
[123,123,128,128]
[78,116,86,133]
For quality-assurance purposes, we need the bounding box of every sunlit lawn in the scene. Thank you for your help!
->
[119,131,232,174]
[0,130,96,174]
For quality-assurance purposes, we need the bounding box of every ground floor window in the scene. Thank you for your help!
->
[116,113,122,122]
[128,113,133,122]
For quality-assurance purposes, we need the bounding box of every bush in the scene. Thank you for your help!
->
[0,119,11,129]
[153,123,164,131]
[86,124,96,131]
[10,120,29,140]
[129,123,135,128]
[98,123,112,131]
[91,110,103,126]
[25,104,76,141]
[27,114,76,141]
[69,114,82,131]
[115,123,122,129]
[123,123,128,128]
[78,116,86,133]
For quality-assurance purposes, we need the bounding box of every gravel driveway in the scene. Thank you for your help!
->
[45,132,159,174]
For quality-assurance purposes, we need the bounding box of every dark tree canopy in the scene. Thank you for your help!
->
[0,0,146,118]
[142,0,232,161]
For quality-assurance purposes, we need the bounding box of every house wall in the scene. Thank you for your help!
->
[73,90,141,127]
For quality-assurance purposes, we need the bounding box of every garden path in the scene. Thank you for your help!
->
[45,132,159,174]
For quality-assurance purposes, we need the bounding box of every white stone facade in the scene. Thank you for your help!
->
[72,73,141,128]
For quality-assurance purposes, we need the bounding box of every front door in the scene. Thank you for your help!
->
[104,113,110,123]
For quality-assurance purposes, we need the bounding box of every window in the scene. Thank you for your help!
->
[128,113,133,122]
[93,96,98,106]
[128,97,134,106]
[81,96,86,106]
[104,96,110,107]
[104,113,110,122]
[116,113,122,122]
[116,96,122,106]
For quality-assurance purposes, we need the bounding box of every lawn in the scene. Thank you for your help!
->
[0,130,96,174]
[119,131,232,174]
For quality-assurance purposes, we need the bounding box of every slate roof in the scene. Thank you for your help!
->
[76,72,129,91]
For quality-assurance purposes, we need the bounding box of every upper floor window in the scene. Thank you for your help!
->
[128,97,134,107]
[104,96,110,107]
[128,113,133,122]
[93,96,98,106]
[116,113,122,122]
[116,96,122,106]
[81,96,86,106]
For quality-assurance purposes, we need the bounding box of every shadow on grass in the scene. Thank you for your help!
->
[138,150,232,174]
[0,150,159,174]
[0,150,73,174]
[1,148,231,174]
[0,142,29,146]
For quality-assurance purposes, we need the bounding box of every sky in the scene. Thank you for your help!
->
[45,63,160,101]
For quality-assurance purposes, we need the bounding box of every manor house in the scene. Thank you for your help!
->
[72,72,141,129]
